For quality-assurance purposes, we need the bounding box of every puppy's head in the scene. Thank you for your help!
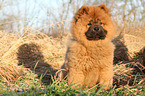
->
[85,19,107,40]
[71,4,115,46]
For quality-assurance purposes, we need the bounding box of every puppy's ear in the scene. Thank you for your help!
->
[74,6,89,23]
[99,4,110,15]
[78,6,89,14]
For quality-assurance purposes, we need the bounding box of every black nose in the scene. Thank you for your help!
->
[94,27,99,31]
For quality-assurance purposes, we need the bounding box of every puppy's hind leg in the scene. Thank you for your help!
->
[58,64,68,81]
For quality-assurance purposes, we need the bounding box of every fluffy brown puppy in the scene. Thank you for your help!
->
[59,4,115,90]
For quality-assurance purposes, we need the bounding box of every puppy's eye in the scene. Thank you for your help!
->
[88,23,92,25]
[100,22,103,25]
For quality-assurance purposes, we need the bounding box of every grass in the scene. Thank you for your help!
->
[0,24,145,95]
[0,73,144,96]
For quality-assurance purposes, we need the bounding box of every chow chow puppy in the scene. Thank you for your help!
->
[59,4,115,90]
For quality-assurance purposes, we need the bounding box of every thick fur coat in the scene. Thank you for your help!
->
[59,4,115,89]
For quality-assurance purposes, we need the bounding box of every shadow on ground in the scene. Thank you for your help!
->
[17,43,57,84]
[112,36,129,64]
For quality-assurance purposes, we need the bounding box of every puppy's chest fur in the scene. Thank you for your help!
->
[66,40,114,71]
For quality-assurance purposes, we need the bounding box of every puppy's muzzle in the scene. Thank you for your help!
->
[85,25,107,40]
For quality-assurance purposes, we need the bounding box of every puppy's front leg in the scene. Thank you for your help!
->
[68,68,85,89]
[99,67,113,89]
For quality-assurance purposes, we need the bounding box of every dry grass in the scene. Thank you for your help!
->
[113,61,145,86]
[0,63,23,84]
[0,30,69,87]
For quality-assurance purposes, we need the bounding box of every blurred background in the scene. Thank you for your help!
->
[0,0,144,37]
